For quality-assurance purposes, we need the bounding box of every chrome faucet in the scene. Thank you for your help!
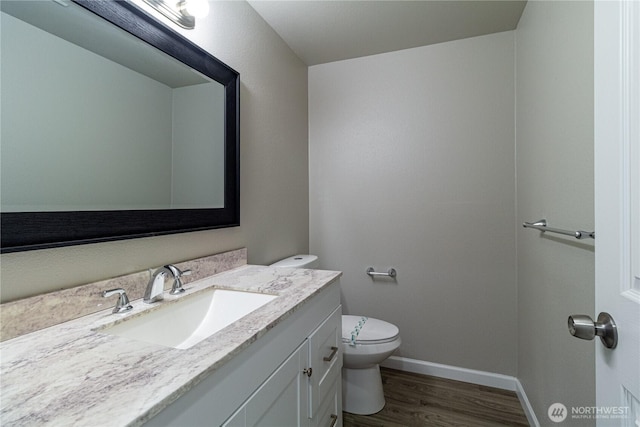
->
[144,264,191,303]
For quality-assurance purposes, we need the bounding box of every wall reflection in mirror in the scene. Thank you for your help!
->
[1,0,224,211]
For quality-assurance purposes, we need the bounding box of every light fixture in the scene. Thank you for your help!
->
[141,0,209,29]
[182,0,209,19]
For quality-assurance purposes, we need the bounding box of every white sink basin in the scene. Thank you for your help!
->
[102,289,277,349]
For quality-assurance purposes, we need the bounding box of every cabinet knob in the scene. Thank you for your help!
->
[302,367,312,377]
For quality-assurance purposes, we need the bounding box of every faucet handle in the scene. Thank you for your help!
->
[165,265,191,295]
[170,282,186,295]
[164,264,191,278]
[102,288,133,314]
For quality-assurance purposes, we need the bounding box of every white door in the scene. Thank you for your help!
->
[594,1,640,426]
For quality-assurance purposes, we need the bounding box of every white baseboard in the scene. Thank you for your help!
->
[515,378,540,427]
[380,356,539,426]
[381,356,517,390]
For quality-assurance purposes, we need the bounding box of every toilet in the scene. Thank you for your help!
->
[270,255,402,415]
[341,315,400,414]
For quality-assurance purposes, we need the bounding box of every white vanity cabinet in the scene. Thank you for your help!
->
[224,307,342,427]
[145,279,342,427]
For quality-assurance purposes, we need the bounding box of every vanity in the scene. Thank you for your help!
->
[0,262,343,426]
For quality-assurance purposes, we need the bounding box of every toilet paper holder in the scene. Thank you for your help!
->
[366,267,397,278]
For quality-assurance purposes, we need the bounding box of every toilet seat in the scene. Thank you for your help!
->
[342,315,399,345]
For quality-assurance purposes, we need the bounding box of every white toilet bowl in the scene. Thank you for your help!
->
[341,315,401,415]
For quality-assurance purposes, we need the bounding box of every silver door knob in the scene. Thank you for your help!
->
[568,312,617,349]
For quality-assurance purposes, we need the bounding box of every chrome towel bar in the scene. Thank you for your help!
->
[366,267,397,278]
[523,219,595,240]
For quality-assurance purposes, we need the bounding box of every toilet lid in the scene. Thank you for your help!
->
[341,315,399,345]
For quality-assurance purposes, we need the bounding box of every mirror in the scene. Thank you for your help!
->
[0,0,240,253]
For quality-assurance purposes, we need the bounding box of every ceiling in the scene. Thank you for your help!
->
[247,0,527,66]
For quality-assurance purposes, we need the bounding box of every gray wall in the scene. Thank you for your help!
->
[516,1,595,423]
[0,1,309,302]
[309,32,517,376]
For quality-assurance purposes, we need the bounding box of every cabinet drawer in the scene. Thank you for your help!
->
[308,306,342,417]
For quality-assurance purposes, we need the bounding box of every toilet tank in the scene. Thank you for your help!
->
[270,255,319,269]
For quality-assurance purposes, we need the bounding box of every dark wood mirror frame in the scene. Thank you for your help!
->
[1,0,240,253]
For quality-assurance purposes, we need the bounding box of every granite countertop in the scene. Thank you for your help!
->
[0,265,341,426]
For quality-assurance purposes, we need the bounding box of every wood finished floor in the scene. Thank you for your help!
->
[343,368,529,427]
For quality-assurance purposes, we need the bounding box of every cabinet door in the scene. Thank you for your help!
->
[312,369,342,427]
[307,306,342,418]
[223,341,310,427]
